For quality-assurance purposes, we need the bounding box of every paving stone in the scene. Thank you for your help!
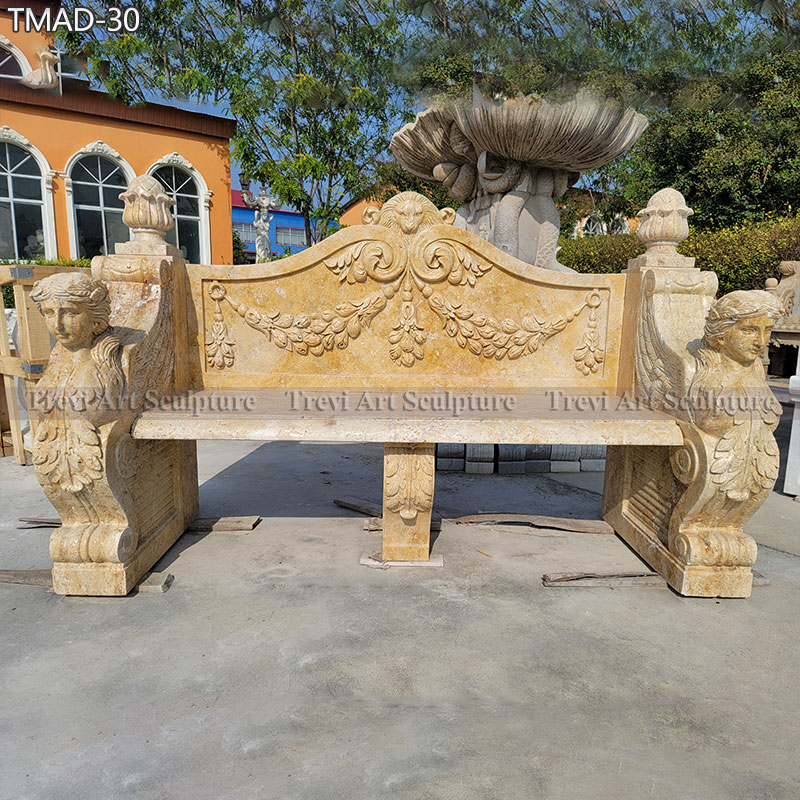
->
[498,444,526,461]
[551,445,582,461]
[525,460,551,473]
[580,445,607,459]
[465,460,494,474]
[465,444,495,462]
[550,460,580,472]
[437,443,466,458]
[580,458,607,472]
[525,445,552,459]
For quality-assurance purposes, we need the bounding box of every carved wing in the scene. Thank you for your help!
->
[33,418,104,494]
[635,290,682,409]
[129,288,174,400]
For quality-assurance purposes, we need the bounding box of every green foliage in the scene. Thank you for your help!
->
[56,1,800,238]
[367,162,454,209]
[604,50,800,230]
[398,0,792,104]
[2,285,12,308]
[682,215,800,295]
[558,233,645,274]
[560,216,800,295]
[231,230,248,264]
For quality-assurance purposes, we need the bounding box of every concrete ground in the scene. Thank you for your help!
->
[1,413,799,799]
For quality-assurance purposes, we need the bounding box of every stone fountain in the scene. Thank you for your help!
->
[391,90,648,271]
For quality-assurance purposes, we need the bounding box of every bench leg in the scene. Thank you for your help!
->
[35,422,198,596]
[603,422,775,598]
[382,443,435,561]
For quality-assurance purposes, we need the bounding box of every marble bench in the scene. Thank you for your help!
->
[28,178,782,598]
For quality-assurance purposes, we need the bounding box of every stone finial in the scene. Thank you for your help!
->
[637,188,692,254]
[120,175,175,245]
[628,188,695,270]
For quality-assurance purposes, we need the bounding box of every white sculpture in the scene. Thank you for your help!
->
[240,179,279,262]
[391,90,648,271]
[20,47,59,90]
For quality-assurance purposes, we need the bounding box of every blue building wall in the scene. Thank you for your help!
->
[232,203,308,259]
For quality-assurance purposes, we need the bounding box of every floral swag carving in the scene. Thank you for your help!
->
[205,192,607,371]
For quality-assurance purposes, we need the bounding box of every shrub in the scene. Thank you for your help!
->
[559,216,800,295]
[558,234,644,274]
[1,258,90,308]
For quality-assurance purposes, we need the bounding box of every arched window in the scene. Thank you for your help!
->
[152,165,201,263]
[70,155,129,258]
[0,45,23,79]
[582,215,608,237]
[0,142,45,260]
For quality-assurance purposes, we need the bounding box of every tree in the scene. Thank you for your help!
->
[231,230,248,264]
[58,1,800,235]
[367,162,453,209]
[603,50,800,229]
[58,0,404,244]
[398,1,800,230]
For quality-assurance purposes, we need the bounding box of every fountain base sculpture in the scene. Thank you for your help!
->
[391,91,648,270]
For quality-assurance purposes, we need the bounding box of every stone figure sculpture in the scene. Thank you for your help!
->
[240,184,279,262]
[28,175,197,595]
[30,272,132,563]
[20,47,59,90]
[604,187,783,596]
[687,291,782,498]
[391,91,648,270]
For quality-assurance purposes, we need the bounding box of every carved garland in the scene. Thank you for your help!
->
[205,193,607,371]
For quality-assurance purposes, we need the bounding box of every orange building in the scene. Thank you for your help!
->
[0,2,235,264]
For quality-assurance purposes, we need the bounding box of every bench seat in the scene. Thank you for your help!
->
[132,389,683,446]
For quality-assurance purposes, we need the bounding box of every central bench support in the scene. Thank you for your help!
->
[382,443,436,561]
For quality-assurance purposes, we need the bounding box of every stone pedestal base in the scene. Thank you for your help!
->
[610,517,753,598]
[51,509,189,596]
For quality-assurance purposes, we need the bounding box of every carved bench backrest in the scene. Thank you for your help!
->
[187,192,627,391]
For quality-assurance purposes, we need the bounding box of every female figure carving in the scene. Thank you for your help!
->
[688,290,782,502]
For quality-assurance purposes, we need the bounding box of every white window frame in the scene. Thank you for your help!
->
[0,35,33,79]
[275,225,307,248]
[0,126,57,259]
[147,153,212,264]
[62,142,136,259]
[233,221,256,243]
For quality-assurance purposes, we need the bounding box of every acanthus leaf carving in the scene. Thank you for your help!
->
[155,152,196,171]
[33,417,104,494]
[80,140,123,160]
[384,444,435,522]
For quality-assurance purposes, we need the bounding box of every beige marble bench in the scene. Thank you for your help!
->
[28,179,782,599]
